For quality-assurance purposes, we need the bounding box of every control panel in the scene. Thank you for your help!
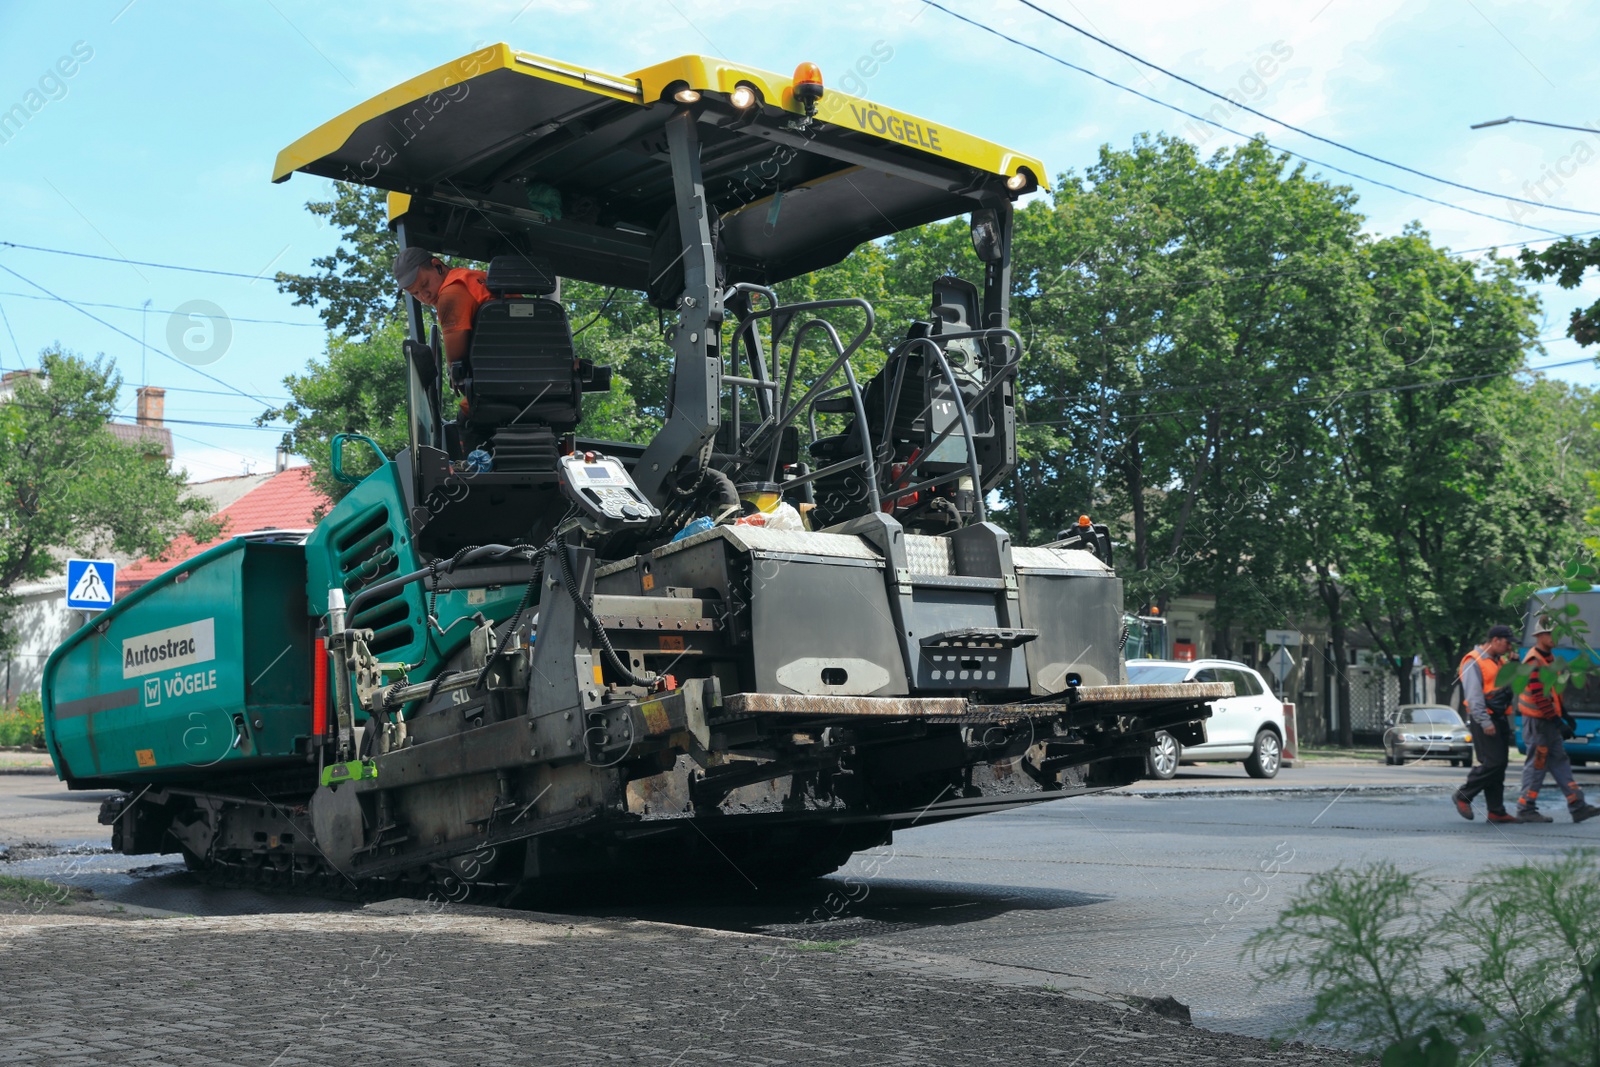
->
[557,451,660,529]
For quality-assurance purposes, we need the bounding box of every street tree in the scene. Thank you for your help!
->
[1009,133,1370,642]
[0,347,220,649]
[1326,232,1560,722]
[275,183,401,339]
[1519,235,1600,346]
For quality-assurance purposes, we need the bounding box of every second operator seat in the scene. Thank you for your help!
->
[460,255,610,471]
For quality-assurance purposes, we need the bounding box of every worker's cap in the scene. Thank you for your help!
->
[1487,624,1517,641]
[1533,615,1556,636]
[392,246,439,289]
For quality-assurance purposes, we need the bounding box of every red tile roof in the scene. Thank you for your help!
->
[117,466,328,593]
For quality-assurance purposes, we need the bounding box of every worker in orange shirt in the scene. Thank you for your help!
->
[1513,616,1600,823]
[392,246,491,382]
[1453,624,1518,823]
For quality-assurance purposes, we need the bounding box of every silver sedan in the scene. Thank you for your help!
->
[1383,704,1473,767]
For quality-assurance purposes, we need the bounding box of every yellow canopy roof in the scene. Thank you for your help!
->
[274,45,1046,287]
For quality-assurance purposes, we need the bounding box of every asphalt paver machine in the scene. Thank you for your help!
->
[43,46,1223,898]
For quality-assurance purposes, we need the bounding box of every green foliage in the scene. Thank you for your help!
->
[1248,851,1600,1064]
[0,691,43,747]
[260,315,413,504]
[0,874,82,906]
[565,280,672,444]
[1502,565,1600,700]
[275,183,401,338]
[1519,236,1600,346]
[0,348,221,649]
[1330,237,1569,685]
[1247,862,1440,1048]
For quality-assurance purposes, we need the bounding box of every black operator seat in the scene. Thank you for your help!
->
[463,255,590,438]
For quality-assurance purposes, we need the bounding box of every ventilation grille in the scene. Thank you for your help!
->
[334,504,415,655]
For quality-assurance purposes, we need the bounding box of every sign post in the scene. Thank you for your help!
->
[65,559,117,614]
[1264,630,1301,701]
[1269,646,1296,688]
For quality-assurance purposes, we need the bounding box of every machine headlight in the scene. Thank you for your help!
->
[1399,733,1419,742]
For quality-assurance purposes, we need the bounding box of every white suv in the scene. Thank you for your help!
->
[1126,659,1287,779]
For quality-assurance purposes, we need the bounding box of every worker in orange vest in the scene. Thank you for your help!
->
[1513,616,1600,823]
[394,246,494,455]
[393,246,492,374]
[1452,624,1518,823]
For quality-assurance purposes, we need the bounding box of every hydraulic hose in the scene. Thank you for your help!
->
[554,528,656,689]
[346,543,538,622]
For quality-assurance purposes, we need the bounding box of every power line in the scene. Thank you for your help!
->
[0,261,276,407]
[0,296,18,370]
[0,385,292,435]
[162,426,280,466]
[917,0,1571,237]
[123,384,293,402]
[0,389,290,432]
[110,414,289,432]
[1003,0,1600,219]
[0,288,319,327]
[0,240,274,280]
[1023,353,1599,427]
[0,238,630,306]
[1455,229,1600,256]
[1012,228,1600,308]
[1024,334,1575,406]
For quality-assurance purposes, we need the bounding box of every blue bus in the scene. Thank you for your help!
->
[1516,589,1600,765]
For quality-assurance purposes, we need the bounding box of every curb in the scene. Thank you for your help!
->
[1109,782,1455,799]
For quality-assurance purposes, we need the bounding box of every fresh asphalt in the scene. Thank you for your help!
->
[5,756,1591,1042]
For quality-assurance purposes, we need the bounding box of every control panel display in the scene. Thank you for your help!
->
[558,452,660,528]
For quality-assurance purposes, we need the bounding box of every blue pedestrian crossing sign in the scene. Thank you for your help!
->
[65,559,116,611]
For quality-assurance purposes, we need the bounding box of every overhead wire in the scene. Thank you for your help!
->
[162,426,283,467]
[1022,354,1600,428]
[116,414,291,431]
[1023,333,1575,406]
[0,296,19,369]
[0,288,320,327]
[4,220,1587,339]
[129,384,293,402]
[1019,226,1600,303]
[0,240,275,280]
[0,390,290,432]
[0,260,276,406]
[916,0,1571,237]
[1004,0,1600,219]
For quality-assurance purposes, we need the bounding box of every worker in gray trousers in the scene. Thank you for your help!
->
[1513,616,1600,824]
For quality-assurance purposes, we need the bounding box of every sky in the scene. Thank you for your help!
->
[1,0,1598,482]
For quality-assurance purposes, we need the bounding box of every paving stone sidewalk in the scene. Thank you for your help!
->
[0,898,1364,1066]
